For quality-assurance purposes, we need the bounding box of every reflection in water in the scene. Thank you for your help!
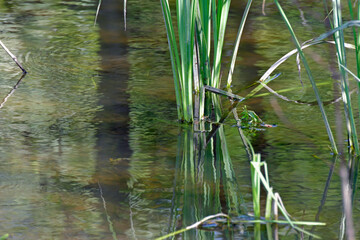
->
[166,125,243,239]
[0,73,26,109]
[92,0,132,239]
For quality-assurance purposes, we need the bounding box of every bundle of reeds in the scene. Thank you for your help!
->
[160,0,253,123]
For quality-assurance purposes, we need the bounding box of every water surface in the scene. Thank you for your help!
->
[0,0,359,239]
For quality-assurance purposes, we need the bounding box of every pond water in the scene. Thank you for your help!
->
[0,0,359,239]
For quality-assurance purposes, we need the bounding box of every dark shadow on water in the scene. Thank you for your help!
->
[91,0,131,238]
[94,0,130,173]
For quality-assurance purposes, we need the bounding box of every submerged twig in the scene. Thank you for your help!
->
[98,181,118,240]
[124,0,127,30]
[0,40,27,74]
[94,0,102,26]
[0,73,26,109]
[156,213,230,240]
[262,0,266,15]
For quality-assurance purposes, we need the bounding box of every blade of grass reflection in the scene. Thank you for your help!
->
[266,222,274,240]
[181,127,197,239]
[309,155,337,240]
[98,181,118,240]
[254,222,261,239]
[218,125,241,215]
[168,122,244,239]
[178,126,225,239]
[166,130,183,236]
[0,73,26,109]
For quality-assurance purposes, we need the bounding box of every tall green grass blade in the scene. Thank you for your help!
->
[348,0,360,154]
[251,160,293,227]
[211,0,218,86]
[274,0,338,154]
[160,0,183,120]
[177,0,197,122]
[339,63,360,82]
[332,0,359,155]
[211,0,231,88]
[265,187,272,220]
[197,0,212,86]
[196,0,213,119]
[356,2,360,129]
[227,0,253,88]
[250,155,325,238]
[251,154,261,218]
[347,1,358,52]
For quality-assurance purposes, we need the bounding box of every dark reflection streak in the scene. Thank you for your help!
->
[0,73,26,109]
[340,156,355,240]
[92,0,131,238]
[167,132,182,235]
[309,155,337,239]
